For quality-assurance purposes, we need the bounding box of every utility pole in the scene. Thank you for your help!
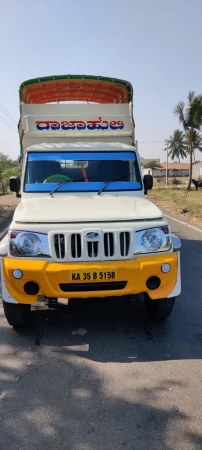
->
[166,142,168,187]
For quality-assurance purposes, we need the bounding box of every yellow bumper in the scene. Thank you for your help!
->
[2,253,178,304]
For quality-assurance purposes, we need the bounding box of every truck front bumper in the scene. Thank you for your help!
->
[1,252,180,304]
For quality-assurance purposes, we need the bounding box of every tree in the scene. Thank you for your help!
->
[174,91,202,190]
[143,160,161,169]
[2,167,21,193]
[190,131,202,163]
[0,152,20,194]
[165,129,187,163]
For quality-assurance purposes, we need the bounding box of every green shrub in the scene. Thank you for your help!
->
[1,167,21,194]
[172,178,181,185]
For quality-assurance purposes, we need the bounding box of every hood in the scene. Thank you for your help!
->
[13,195,162,223]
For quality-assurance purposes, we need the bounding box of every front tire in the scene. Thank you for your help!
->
[144,294,175,319]
[3,301,32,327]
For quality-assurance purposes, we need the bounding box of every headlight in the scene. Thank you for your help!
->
[134,226,172,254]
[9,231,50,257]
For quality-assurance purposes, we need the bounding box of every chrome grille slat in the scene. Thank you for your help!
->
[104,232,114,257]
[75,234,78,258]
[87,241,98,258]
[71,234,81,258]
[54,234,65,259]
[107,233,110,256]
[58,235,61,259]
[120,232,130,257]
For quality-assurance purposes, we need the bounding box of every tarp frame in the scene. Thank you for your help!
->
[19,75,133,105]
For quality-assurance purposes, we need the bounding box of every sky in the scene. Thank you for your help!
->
[0,0,202,162]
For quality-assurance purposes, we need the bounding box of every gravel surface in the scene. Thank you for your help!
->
[0,193,20,208]
[0,194,20,233]
[148,192,202,225]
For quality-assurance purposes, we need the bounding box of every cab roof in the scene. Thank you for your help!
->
[19,75,133,105]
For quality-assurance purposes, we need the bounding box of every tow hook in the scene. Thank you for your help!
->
[45,298,58,308]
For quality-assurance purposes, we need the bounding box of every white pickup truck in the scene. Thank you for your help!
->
[0,75,181,327]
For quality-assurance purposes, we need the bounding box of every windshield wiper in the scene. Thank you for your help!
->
[50,177,85,197]
[50,172,133,197]
[97,173,133,196]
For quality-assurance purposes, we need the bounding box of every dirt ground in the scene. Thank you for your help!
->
[148,189,202,225]
[0,194,20,234]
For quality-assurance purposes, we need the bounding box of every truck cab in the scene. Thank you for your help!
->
[0,75,181,327]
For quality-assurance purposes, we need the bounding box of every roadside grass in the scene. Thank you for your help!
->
[153,177,188,187]
[148,188,202,222]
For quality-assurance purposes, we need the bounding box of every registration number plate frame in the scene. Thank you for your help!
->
[69,269,117,282]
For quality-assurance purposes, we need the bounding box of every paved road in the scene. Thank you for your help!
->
[0,217,202,450]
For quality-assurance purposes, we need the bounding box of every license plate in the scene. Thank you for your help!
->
[69,269,117,282]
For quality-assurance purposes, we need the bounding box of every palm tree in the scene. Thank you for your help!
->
[190,131,202,163]
[174,91,202,190]
[165,129,187,163]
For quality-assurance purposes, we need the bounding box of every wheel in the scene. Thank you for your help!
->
[144,294,175,319]
[3,301,32,327]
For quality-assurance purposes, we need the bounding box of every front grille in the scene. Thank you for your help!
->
[51,230,132,261]
[71,234,81,258]
[59,281,127,292]
[120,232,130,257]
[54,234,65,259]
[104,232,114,257]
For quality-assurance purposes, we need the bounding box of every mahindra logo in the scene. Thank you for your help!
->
[86,232,99,240]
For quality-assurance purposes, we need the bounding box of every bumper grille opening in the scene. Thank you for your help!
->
[71,234,81,258]
[59,281,127,292]
[87,241,98,258]
[120,232,130,257]
[104,232,114,257]
[54,234,65,259]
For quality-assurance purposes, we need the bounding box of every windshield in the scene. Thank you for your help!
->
[24,151,142,193]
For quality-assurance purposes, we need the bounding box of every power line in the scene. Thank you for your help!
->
[139,140,165,143]
[0,105,17,126]
[0,102,17,124]
[0,138,17,146]
[0,116,17,132]
[0,114,16,128]
[0,115,16,131]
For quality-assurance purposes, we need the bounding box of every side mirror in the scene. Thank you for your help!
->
[143,174,153,195]
[10,176,21,198]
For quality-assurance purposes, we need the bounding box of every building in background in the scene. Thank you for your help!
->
[192,162,202,180]
[142,162,190,178]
